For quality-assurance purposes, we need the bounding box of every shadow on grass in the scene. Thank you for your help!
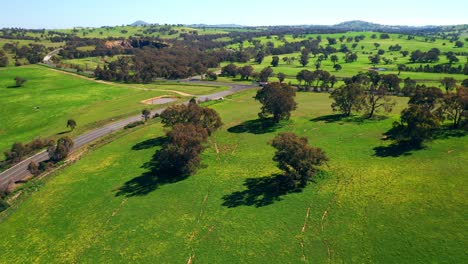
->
[373,141,425,157]
[56,130,70,135]
[373,126,466,158]
[222,174,304,208]
[115,168,189,197]
[311,114,388,124]
[132,136,168,150]
[228,118,283,134]
[115,136,186,197]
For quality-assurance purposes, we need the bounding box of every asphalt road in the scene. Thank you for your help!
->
[0,79,257,189]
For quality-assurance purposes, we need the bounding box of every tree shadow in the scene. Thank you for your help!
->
[115,136,186,197]
[373,126,466,158]
[222,174,304,208]
[56,130,70,135]
[115,168,189,197]
[310,114,345,123]
[227,118,283,134]
[311,114,388,124]
[132,136,167,150]
[373,140,425,157]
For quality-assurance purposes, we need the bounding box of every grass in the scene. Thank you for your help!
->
[221,32,468,85]
[0,89,466,263]
[0,65,225,154]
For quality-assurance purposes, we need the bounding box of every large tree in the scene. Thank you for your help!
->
[254,82,297,123]
[67,119,77,131]
[363,86,395,118]
[271,56,280,67]
[299,49,309,67]
[258,67,274,82]
[238,65,254,80]
[439,87,467,128]
[160,100,223,135]
[440,77,457,94]
[330,83,365,116]
[270,133,328,188]
[153,123,208,176]
[48,137,74,162]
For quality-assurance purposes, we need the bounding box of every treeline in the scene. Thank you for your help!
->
[94,45,222,82]
[2,42,50,65]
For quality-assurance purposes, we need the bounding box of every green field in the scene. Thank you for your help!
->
[0,66,225,154]
[220,32,468,85]
[1,90,466,263]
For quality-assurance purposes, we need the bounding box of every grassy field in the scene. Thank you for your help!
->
[0,65,225,154]
[219,32,468,85]
[0,89,466,263]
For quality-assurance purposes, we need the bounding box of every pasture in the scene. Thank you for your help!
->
[0,90,466,263]
[0,65,225,155]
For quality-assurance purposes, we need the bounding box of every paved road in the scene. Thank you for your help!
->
[42,48,63,65]
[0,80,257,189]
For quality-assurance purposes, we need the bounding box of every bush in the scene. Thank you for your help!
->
[0,198,9,213]
[124,121,145,129]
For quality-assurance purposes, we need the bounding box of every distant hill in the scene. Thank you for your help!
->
[333,20,438,31]
[189,24,245,28]
[130,20,150,26]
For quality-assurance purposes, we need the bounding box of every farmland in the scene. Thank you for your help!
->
[0,90,466,263]
[0,65,226,154]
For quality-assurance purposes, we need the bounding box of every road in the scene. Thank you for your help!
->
[42,48,63,65]
[0,79,257,189]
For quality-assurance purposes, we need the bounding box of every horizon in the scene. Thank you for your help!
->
[1,0,467,29]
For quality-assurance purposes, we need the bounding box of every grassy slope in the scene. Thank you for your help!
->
[0,66,225,154]
[0,90,466,263]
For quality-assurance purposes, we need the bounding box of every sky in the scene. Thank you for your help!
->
[1,0,467,29]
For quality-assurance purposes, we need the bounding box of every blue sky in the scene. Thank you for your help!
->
[1,0,467,29]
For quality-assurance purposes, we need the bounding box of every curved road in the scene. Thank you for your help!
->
[0,79,256,189]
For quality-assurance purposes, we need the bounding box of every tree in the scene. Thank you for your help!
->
[4,142,27,163]
[254,82,297,123]
[300,49,309,67]
[446,52,459,65]
[160,101,222,135]
[440,77,457,93]
[270,133,328,188]
[0,50,8,67]
[142,109,151,122]
[439,87,467,128]
[462,79,468,87]
[368,55,381,67]
[277,72,286,83]
[374,43,380,49]
[153,123,208,176]
[14,77,26,87]
[48,137,74,162]
[380,74,401,93]
[205,71,217,81]
[363,86,395,118]
[271,56,279,67]
[330,55,339,66]
[397,64,406,75]
[66,119,77,131]
[255,51,265,64]
[258,67,274,82]
[333,64,342,72]
[28,161,40,176]
[455,41,464,48]
[238,65,254,80]
[221,63,238,78]
[330,83,365,116]
[397,105,440,144]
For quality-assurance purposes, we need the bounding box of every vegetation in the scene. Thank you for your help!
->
[254,82,297,123]
[270,132,328,188]
[0,90,465,263]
